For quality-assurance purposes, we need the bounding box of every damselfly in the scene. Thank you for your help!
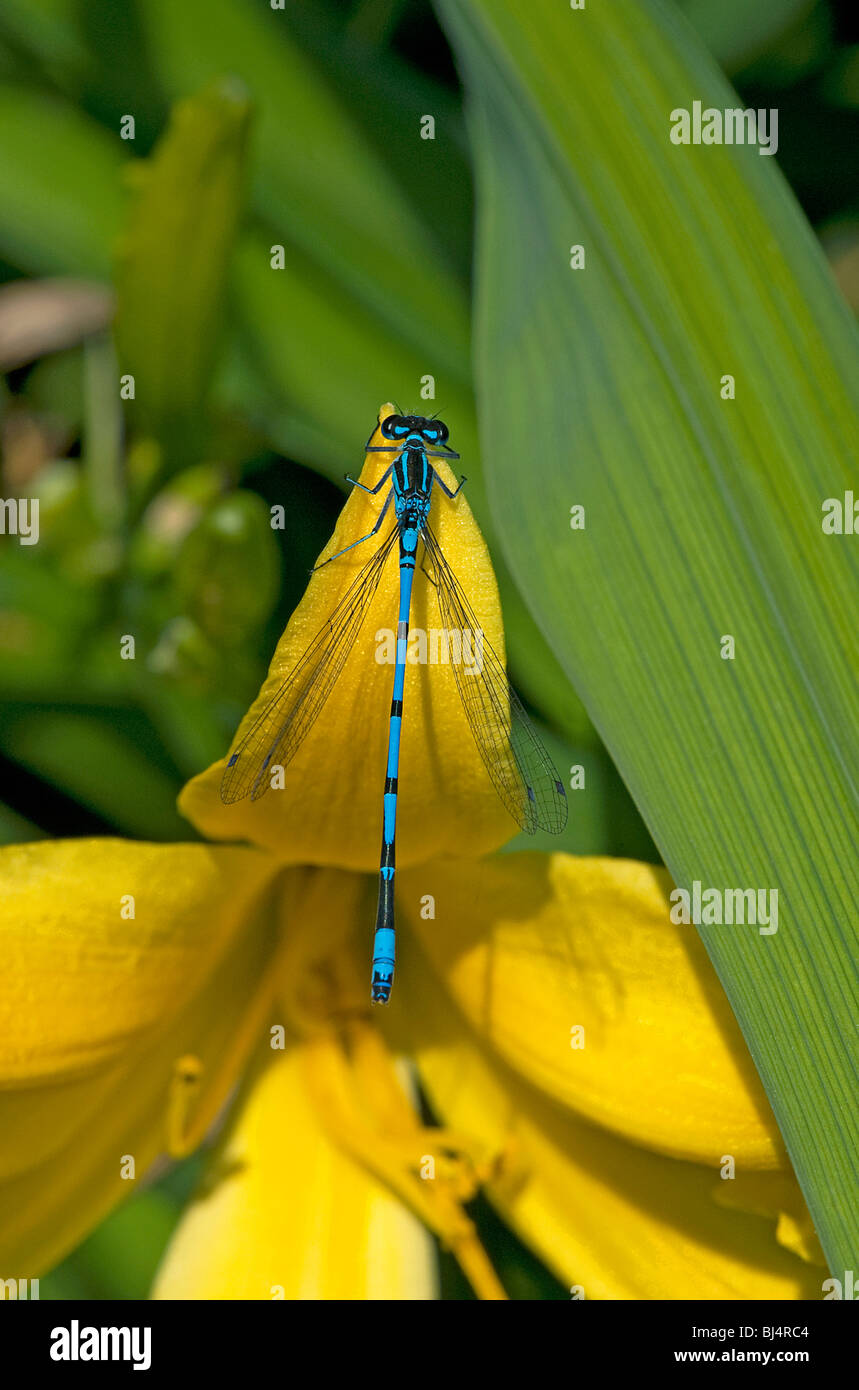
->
[220,411,568,1002]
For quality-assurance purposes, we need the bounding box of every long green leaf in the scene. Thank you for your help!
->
[114,77,251,476]
[438,0,859,1273]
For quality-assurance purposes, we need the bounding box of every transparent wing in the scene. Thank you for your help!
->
[422,524,567,834]
[220,525,398,804]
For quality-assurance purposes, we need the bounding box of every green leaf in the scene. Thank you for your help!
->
[41,1182,185,1300]
[677,0,816,74]
[438,0,859,1273]
[278,0,473,275]
[0,802,45,845]
[82,334,125,530]
[0,84,123,276]
[0,0,91,95]
[114,77,252,476]
[0,709,188,839]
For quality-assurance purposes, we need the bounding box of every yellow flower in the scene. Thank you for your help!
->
[0,407,822,1299]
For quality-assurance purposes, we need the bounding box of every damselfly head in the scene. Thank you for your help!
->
[381,413,450,445]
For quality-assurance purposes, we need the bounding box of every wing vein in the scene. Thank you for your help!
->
[423,524,567,834]
[220,525,398,804]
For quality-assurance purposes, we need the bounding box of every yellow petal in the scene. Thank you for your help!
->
[0,838,285,1273]
[0,838,277,1082]
[397,853,785,1167]
[180,404,514,868]
[394,931,820,1300]
[152,1045,438,1299]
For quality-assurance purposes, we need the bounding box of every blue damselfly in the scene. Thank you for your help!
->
[220,412,568,1002]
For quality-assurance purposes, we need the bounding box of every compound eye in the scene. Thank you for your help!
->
[424,420,448,444]
[381,414,406,440]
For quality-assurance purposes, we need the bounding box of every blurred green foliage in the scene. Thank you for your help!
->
[0,0,855,1299]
